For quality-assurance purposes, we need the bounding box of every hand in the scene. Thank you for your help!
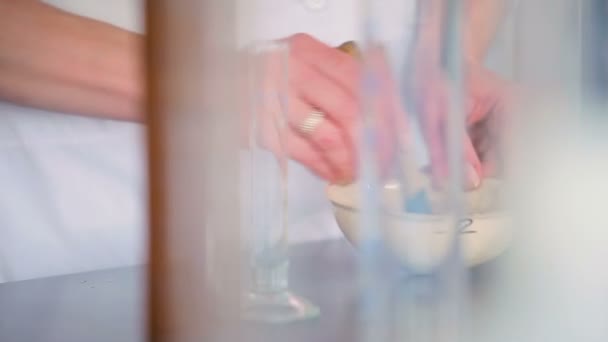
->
[466,65,514,178]
[243,34,397,184]
[410,55,513,188]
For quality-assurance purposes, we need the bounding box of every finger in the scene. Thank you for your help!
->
[248,85,339,181]
[350,44,409,182]
[420,91,448,189]
[469,118,493,160]
[290,58,359,145]
[286,129,337,182]
[289,96,356,182]
[464,134,482,190]
[288,33,360,97]
[467,74,512,126]
[374,87,403,181]
[361,88,397,179]
[467,95,498,126]
[259,121,337,182]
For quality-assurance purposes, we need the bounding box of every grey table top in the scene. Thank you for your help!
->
[0,240,360,342]
[0,239,508,342]
[0,264,146,342]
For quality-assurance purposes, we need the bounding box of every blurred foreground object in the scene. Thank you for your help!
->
[146,0,241,341]
[143,0,608,341]
[241,41,319,323]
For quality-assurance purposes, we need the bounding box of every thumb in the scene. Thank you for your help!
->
[464,134,482,189]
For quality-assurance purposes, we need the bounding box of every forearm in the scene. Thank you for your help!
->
[415,0,508,64]
[0,0,144,121]
[464,0,509,64]
[415,0,445,62]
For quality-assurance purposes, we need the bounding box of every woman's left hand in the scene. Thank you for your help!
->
[466,64,514,178]
[410,56,515,188]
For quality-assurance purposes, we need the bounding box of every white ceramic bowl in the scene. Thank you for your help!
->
[327,181,512,271]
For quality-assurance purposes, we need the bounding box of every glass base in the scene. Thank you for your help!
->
[242,291,320,323]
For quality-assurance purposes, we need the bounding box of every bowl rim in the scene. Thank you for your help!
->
[326,184,506,221]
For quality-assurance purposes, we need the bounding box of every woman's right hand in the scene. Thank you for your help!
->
[244,34,397,184]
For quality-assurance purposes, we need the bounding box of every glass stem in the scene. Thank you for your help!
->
[251,260,289,294]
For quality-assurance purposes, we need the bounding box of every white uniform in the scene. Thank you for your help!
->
[0,0,417,282]
[0,0,146,283]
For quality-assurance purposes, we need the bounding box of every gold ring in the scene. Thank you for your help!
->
[298,109,325,136]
